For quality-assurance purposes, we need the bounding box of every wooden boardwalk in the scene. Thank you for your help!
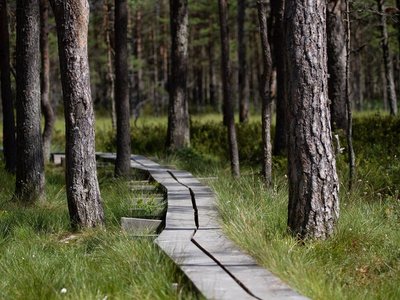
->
[95,153,307,300]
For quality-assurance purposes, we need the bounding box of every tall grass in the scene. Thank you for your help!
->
[0,163,199,299]
[208,170,400,299]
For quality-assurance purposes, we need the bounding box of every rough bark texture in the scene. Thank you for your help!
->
[0,0,17,173]
[167,0,190,150]
[377,0,398,115]
[40,0,55,162]
[51,0,104,228]
[327,0,347,130]
[238,0,248,123]
[285,0,339,239]
[257,1,273,184]
[15,0,45,202]
[219,0,240,178]
[114,0,131,176]
[271,0,287,156]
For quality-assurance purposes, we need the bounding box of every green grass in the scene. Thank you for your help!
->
[205,170,400,299]
[0,163,199,300]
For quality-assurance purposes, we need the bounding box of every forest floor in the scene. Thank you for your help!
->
[0,111,399,299]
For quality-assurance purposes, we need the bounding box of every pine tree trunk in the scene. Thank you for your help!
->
[238,0,248,123]
[114,0,131,176]
[285,0,339,239]
[271,0,287,156]
[40,0,55,162]
[167,0,190,150]
[257,0,273,184]
[219,0,240,178]
[51,0,104,228]
[327,0,347,130]
[15,0,45,202]
[0,0,17,173]
[377,0,397,115]
[103,0,117,131]
[132,8,143,122]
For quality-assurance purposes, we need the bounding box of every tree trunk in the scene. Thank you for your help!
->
[377,0,398,115]
[218,0,240,178]
[103,0,117,131]
[167,0,190,150]
[0,0,17,173]
[132,8,143,122]
[50,0,104,228]
[238,0,248,123]
[271,0,287,156]
[15,0,45,202]
[208,37,218,111]
[257,0,273,184]
[327,0,347,130]
[114,0,131,177]
[285,0,339,240]
[40,0,55,162]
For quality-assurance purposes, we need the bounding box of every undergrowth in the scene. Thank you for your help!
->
[0,163,199,300]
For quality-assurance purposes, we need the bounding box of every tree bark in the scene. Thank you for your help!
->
[103,0,117,131]
[285,0,339,239]
[167,0,190,150]
[377,0,398,115]
[0,0,17,173]
[50,0,104,228]
[257,0,273,185]
[218,0,240,178]
[271,0,287,156]
[238,0,248,123]
[15,0,45,202]
[40,0,55,162]
[114,0,131,177]
[327,0,347,130]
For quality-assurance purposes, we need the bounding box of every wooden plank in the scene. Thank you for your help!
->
[155,237,254,300]
[193,229,308,300]
[121,217,162,233]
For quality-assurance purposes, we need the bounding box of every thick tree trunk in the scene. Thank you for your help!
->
[15,0,45,202]
[0,0,17,173]
[377,0,398,115]
[271,0,287,156]
[327,0,347,130]
[257,0,273,184]
[238,0,248,123]
[40,0,55,162]
[51,0,104,228]
[219,0,240,178]
[114,0,131,176]
[285,0,339,239]
[167,0,190,150]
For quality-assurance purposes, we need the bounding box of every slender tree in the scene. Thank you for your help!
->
[377,0,397,115]
[114,0,131,176]
[257,0,273,184]
[271,0,287,156]
[15,0,45,202]
[0,0,17,173]
[167,0,190,150]
[285,0,339,239]
[103,0,117,131]
[345,0,355,189]
[219,0,240,178]
[327,0,347,130]
[50,0,104,228]
[238,0,248,123]
[40,0,55,161]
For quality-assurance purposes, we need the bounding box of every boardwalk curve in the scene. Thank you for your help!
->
[95,153,308,300]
